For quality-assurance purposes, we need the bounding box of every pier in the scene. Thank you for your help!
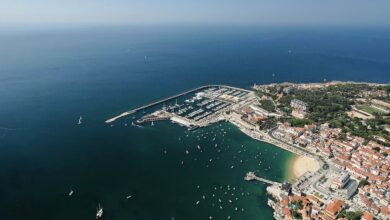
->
[244,172,280,185]
[105,85,252,123]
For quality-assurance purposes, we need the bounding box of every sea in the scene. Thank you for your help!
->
[0,25,389,220]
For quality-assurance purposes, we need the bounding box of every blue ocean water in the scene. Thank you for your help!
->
[0,25,389,219]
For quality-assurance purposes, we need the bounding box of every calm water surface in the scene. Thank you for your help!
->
[0,26,389,219]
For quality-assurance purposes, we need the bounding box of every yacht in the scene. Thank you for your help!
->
[78,116,83,125]
[68,188,74,196]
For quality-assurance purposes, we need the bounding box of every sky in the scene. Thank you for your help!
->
[1,0,390,26]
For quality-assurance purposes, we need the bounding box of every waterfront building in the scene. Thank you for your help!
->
[282,86,296,95]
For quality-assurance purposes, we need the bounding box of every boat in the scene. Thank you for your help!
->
[96,204,103,219]
[126,195,132,199]
[68,188,74,196]
[78,116,83,125]
[151,121,154,126]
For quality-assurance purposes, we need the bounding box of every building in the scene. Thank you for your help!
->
[331,172,350,189]
[371,99,390,112]
[347,108,375,120]
[361,211,374,220]
[291,99,309,111]
[291,99,309,119]
[282,86,296,95]
[323,199,346,220]
[338,179,359,199]
[249,105,270,117]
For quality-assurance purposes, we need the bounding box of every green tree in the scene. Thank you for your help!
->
[359,179,370,187]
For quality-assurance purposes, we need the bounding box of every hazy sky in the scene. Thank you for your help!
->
[1,0,390,26]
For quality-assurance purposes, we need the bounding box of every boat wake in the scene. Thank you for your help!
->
[131,122,143,128]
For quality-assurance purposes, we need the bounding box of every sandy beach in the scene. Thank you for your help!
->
[291,156,320,179]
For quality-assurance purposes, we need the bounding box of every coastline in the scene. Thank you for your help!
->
[227,117,322,182]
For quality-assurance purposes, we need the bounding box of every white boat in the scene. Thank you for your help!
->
[96,204,103,219]
[68,188,74,196]
[126,195,132,199]
[78,116,83,125]
[151,121,154,126]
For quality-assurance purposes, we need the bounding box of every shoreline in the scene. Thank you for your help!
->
[227,118,322,181]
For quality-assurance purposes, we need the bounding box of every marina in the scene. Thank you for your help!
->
[106,85,254,131]
[105,85,252,125]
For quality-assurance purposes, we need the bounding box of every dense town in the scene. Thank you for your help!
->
[248,82,390,220]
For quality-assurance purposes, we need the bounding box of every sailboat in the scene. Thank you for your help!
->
[151,121,154,126]
[96,204,103,219]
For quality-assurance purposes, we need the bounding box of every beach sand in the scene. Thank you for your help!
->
[291,156,320,179]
